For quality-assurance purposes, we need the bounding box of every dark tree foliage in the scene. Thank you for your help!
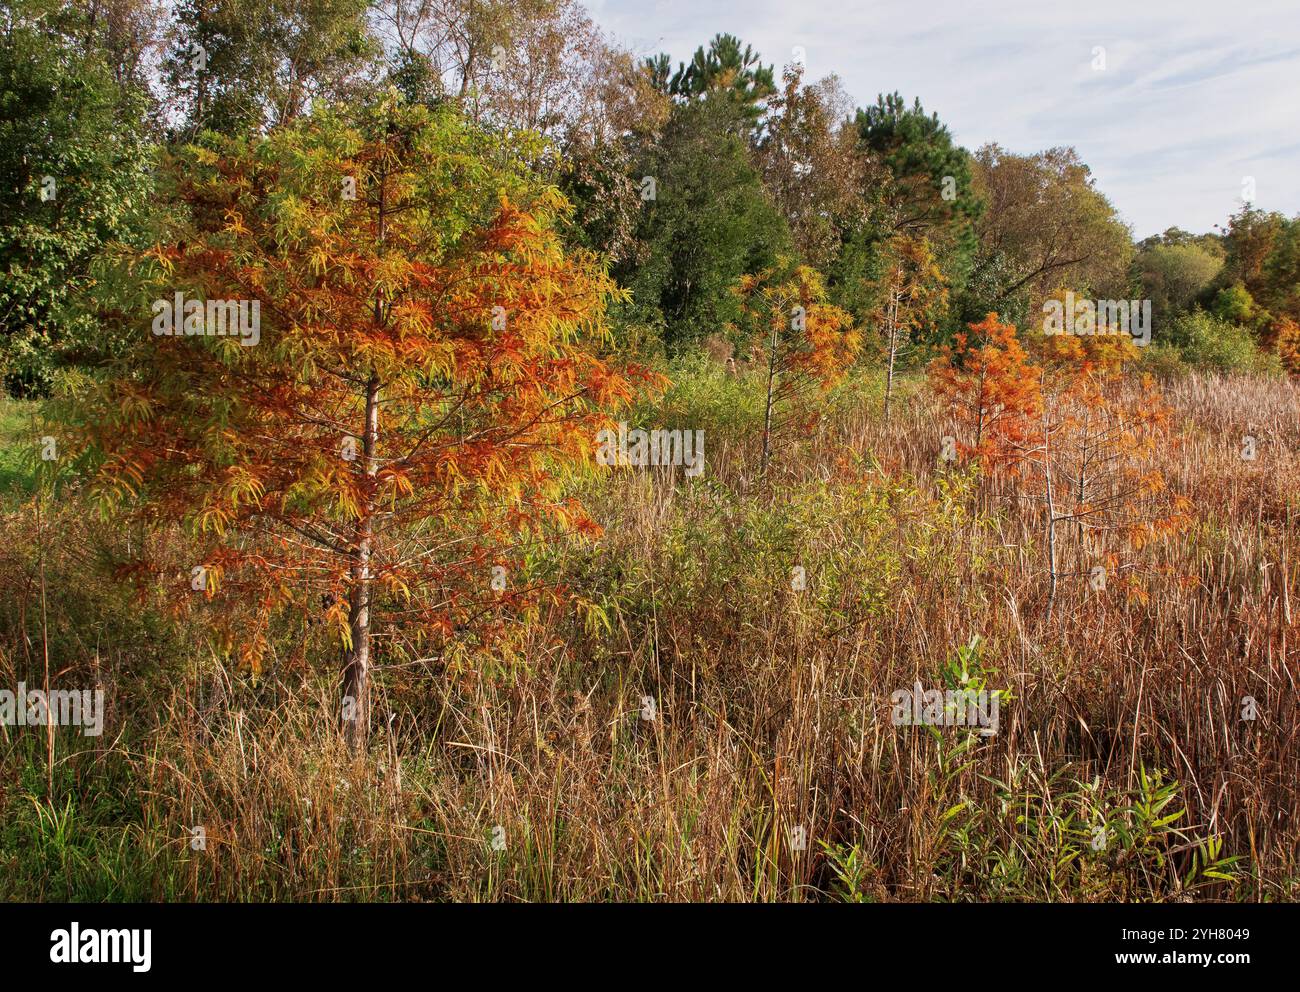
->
[0,0,155,395]
[619,94,791,352]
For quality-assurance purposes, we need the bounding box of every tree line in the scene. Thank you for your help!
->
[5,0,1299,398]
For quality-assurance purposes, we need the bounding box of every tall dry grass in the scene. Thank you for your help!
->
[1,368,1296,901]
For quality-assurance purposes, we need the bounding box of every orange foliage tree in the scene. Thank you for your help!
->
[929,313,1042,475]
[1034,332,1191,613]
[733,264,860,475]
[80,97,655,746]
[1275,316,1300,378]
[931,313,1188,615]
[871,233,947,420]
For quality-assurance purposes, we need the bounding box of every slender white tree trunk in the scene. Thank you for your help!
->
[341,373,379,751]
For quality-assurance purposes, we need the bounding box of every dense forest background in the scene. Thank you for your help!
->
[4,0,1300,392]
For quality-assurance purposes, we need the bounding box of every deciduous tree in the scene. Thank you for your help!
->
[733,264,859,475]
[756,65,869,271]
[81,97,652,748]
[0,0,155,394]
[871,233,946,419]
[970,144,1132,318]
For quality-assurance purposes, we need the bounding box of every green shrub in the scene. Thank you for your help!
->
[1138,343,1189,379]
[1210,283,1256,325]
[633,352,766,442]
[1163,308,1273,374]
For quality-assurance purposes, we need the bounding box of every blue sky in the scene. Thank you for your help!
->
[583,0,1300,239]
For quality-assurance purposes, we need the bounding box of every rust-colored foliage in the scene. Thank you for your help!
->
[1275,316,1300,378]
[872,233,948,418]
[929,313,1042,474]
[931,312,1190,607]
[1038,348,1192,599]
[733,264,860,472]
[79,100,658,715]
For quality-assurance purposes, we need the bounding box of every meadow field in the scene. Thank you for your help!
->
[2,358,1296,902]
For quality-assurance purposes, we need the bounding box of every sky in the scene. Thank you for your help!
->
[582,0,1300,240]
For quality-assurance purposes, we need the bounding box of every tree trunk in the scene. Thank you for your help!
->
[883,269,901,421]
[341,372,380,751]
[1041,373,1058,623]
[1075,409,1090,564]
[342,133,389,751]
[761,313,779,476]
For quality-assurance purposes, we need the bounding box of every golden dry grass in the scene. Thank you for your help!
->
[1,368,1297,901]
